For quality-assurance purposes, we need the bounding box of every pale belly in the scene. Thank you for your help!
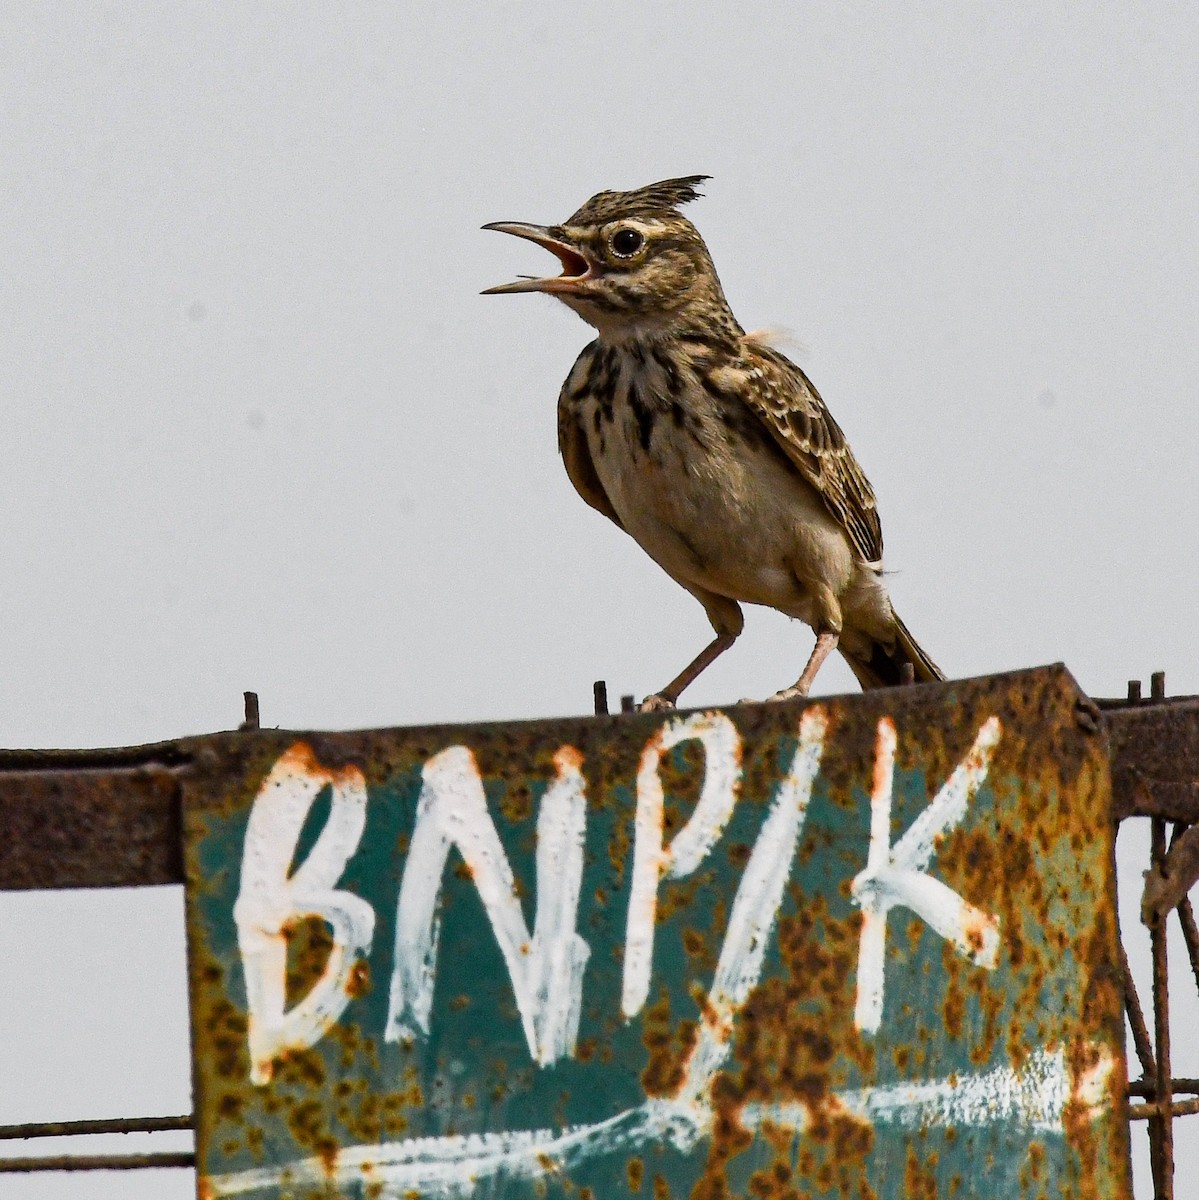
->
[585,398,858,620]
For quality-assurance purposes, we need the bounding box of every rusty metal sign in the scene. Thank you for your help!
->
[183,666,1131,1199]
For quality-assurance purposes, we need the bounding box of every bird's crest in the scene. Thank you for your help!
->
[568,175,710,226]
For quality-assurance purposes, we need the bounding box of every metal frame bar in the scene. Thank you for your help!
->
[0,1118,195,1175]
[0,1115,193,1140]
[0,1152,195,1174]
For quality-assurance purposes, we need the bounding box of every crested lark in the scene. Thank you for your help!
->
[484,176,942,712]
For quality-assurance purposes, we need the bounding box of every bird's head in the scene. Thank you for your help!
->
[483,175,733,337]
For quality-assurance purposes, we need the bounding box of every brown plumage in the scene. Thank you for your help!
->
[484,176,943,709]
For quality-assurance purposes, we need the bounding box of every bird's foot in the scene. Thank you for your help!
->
[638,693,676,713]
[763,684,810,704]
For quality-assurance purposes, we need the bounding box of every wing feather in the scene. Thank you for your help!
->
[557,381,624,531]
[732,345,883,564]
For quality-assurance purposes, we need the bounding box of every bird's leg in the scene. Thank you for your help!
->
[640,632,738,713]
[766,628,839,704]
[640,593,744,713]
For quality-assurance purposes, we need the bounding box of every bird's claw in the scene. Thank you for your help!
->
[734,688,807,705]
[638,694,676,713]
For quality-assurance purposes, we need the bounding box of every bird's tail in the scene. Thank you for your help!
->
[840,611,944,690]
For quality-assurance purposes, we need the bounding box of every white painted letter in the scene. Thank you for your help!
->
[234,742,374,1086]
[851,716,1002,1035]
[386,745,590,1066]
[622,712,742,1020]
[678,706,828,1111]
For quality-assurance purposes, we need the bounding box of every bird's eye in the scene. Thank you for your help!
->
[610,228,645,258]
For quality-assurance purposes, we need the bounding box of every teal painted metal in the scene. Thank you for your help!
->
[184,666,1132,1199]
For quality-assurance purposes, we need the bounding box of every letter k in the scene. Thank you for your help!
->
[852,716,1002,1034]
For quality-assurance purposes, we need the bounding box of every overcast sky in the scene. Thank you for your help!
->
[1,4,1196,1196]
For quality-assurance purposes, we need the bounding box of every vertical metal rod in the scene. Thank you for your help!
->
[593,681,609,716]
[1178,898,1199,994]
[1149,817,1174,1198]
[1128,680,1143,704]
[1168,824,1199,993]
[1150,671,1166,701]
[620,694,636,714]
[1120,942,1156,1078]
[240,692,260,732]
[1115,820,1157,1082]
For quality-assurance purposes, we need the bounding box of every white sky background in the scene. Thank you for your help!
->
[0,3,1196,1196]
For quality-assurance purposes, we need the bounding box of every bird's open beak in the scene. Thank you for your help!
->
[481,222,593,295]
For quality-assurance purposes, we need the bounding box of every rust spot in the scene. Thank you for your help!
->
[904,1143,937,1199]
[608,810,631,881]
[942,978,964,1042]
[627,1155,644,1192]
[726,841,751,868]
[284,915,334,1013]
[692,1082,753,1200]
[346,958,371,1000]
[641,989,697,1096]
[500,778,533,823]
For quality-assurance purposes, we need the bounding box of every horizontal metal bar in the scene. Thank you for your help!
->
[1128,1098,1199,1121]
[0,1114,192,1141]
[0,683,1195,890]
[0,738,192,889]
[1128,1078,1199,1099]
[0,744,192,772]
[1104,696,1199,823]
[0,1151,195,1172]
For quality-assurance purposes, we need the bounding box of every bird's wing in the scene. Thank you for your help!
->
[733,344,883,563]
[557,385,625,531]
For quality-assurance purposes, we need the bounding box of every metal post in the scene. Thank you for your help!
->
[1149,817,1174,1198]
[239,691,260,732]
